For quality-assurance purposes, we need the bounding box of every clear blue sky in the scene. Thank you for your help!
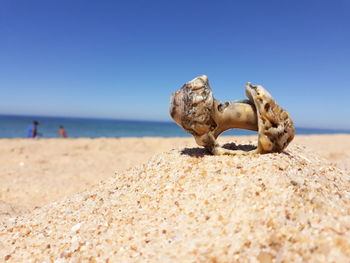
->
[1,0,349,129]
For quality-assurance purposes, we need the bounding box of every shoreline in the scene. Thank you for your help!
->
[1,132,350,139]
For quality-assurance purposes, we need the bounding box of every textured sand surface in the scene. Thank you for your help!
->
[0,137,193,222]
[293,135,350,171]
[0,135,349,262]
[0,135,349,222]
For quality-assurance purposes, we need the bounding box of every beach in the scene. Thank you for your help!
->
[1,135,349,262]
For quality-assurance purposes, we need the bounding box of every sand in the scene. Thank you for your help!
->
[0,135,349,262]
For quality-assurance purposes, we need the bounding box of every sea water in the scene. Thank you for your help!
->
[0,115,349,138]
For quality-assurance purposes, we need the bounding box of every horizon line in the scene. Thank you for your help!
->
[1,113,350,132]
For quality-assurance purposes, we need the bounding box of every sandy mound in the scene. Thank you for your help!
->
[0,137,196,222]
[1,136,349,223]
[1,145,350,262]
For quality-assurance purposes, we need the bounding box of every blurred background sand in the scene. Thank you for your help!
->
[0,135,349,223]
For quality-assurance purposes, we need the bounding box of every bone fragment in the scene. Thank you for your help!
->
[169,75,294,155]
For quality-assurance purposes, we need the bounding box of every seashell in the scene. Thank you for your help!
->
[170,75,294,155]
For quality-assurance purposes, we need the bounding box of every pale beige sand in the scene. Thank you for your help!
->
[293,135,350,171]
[1,135,349,222]
[0,137,193,222]
[0,135,350,262]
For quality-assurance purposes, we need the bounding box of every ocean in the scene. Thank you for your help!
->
[0,115,349,138]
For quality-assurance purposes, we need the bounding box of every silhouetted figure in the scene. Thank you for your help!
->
[26,121,39,138]
[59,125,68,138]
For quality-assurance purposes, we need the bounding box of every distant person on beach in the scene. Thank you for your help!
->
[26,121,39,138]
[59,125,68,138]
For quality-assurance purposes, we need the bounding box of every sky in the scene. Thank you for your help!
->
[0,0,349,129]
